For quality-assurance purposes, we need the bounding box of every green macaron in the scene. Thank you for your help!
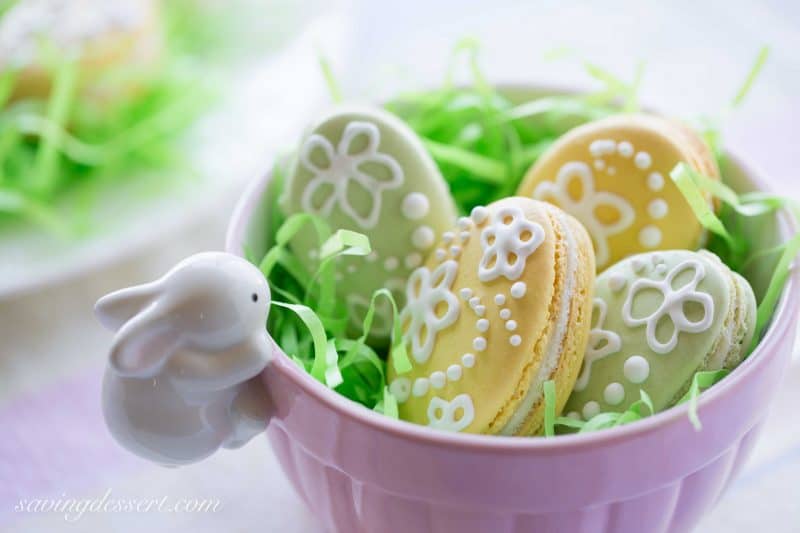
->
[564,249,756,420]
[281,105,457,342]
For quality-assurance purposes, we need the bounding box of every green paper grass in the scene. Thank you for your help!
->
[0,1,279,235]
[256,42,795,436]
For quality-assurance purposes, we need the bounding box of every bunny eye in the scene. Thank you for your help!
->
[251,293,258,302]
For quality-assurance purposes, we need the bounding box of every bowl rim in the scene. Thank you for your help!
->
[225,83,800,453]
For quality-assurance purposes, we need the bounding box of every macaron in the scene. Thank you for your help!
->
[0,0,162,101]
[387,197,595,435]
[282,105,458,341]
[516,114,719,270]
[564,250,756,420]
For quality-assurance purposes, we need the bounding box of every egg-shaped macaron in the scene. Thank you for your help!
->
[387,197,595,435]
[0,0,163,101]
[282,105,458,341]
[564,250,756,420]
[516,114,719,270]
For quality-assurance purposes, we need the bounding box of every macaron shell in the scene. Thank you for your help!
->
[388,198,594,435]
[564,250,732,419]
[282,106,457,341]
[517,114,719,270]
[498,204,595,435]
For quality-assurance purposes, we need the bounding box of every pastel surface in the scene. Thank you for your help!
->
[564,250,756,420]
[388,197,594,435]
[282,106,457,341]
[516,114,719,270]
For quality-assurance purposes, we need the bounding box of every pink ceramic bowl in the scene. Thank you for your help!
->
[224,86,799,533]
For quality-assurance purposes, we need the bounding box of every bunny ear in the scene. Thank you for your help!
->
[109,301,182,379]
[95,280,162,331]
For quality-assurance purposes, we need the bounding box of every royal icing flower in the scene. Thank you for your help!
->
[401,260,460,364]
[534,161,635,268]
[478,205,545,282]
[622,259,714,354]
[427,394,474,432]
[574,298,622,391]
[299,121,404,229]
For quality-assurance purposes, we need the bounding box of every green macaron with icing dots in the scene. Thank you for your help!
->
[282,106,457,342]
[564,250,756,420]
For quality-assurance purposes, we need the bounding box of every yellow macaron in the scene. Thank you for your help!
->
[0,0,163,101]
[387,197,595,435]
[516,114,719,271]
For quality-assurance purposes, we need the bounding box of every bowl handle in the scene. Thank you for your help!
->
[95,252,275,466]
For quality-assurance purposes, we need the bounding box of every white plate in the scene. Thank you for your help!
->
[0,13,351,300]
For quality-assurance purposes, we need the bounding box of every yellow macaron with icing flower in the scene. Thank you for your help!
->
[516,114,719,271]
[387,197,595,435]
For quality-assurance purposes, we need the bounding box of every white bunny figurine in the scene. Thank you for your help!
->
[95,252,273,466]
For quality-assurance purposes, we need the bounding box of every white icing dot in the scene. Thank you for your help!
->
[494,294,506,305]
[443,231,455,244]
[604,382,625,405]
[617,141,634,157]
[389,378,411,403]
[510,282,527,299]
[404,253,422,269]
[460,231,471,242]
[459,288,473,300]
[594,159,606,170]
[651,253,663,265]
[647,172,665,191]
[412,226,435,250]
[412,378,430,397]
[450,246,461,258]
[384,257,398,271]
[509,335,522,346]
[499,308,511,320]
[631,257,647,273]
[469,296,481,308]
[647,199,668,219]
[430,371,446,389]
[476,318,490,332]
[457,217,472,230]
[435,249,447,261]
[505,320,517,331]
[635,151,652,169]
[655,264,667,276]
[607,166,616,176]
[639,226,662,248]
[447,364,463,381]
[462,353,476,368]
[474,305,486,316]
[590,139,616,156]
[347,264,357,274]
[473,337,487,351]
[366,251,378,263]
[470,206,489,224]
[583,401,601,420]
[608,274,627,292]
[567,411,582,420]
[624,355,650,384]
[401,193,430,220]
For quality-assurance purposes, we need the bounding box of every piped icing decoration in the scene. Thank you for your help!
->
[283,106,457,342]
[400,260,460,364]
[531,161,634,268]
[517,114,720,270]
[388,197,596,435]
[573,298,622,391]
[564,250,756,418]
[427,394,475,432]
[621,259,714,354]
[478,205,545,282]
